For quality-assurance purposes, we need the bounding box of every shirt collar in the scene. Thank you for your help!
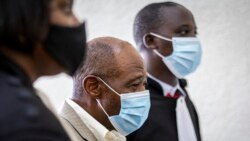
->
[65,99,125,141]
[148,73,186,97]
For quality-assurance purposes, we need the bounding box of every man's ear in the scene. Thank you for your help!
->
[82,76,102,99]
[143,34,158,49]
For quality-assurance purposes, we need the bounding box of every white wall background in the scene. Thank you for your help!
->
[34,0,250,141]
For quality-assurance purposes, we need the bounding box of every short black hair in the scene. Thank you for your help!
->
[133,1,182,48]
[0,0,50,53]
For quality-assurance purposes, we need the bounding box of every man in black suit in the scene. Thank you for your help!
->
[127,2,202,141]
[0,0,86,140]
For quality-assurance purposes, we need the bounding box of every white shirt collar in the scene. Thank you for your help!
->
[65,99,126,141]
[148,73,186,97]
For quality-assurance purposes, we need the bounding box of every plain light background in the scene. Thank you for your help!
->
[34,0,250,141]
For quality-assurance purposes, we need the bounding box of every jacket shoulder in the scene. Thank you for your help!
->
[0,73,70,140]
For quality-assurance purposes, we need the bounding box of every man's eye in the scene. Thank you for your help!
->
[131,83,140,87]
[179,30,189,36]
[129,83,140,91]
[178,28,197,36]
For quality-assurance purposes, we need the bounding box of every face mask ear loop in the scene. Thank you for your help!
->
[96,99,110,117]
[84,75,119,117]
[95,76,121,97]
[149,32,172,42]
[153,49,165,59]
[149,32,173,60]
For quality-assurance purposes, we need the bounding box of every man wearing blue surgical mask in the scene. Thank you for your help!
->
[60,37,150,141]
[127,2,202,141]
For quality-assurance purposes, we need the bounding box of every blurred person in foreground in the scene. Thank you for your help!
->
[0,0,86,140]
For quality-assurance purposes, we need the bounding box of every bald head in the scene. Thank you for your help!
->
[73,36,142,97]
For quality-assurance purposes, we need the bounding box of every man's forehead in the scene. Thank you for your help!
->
[115,46,144,71]
[157,6,194,28]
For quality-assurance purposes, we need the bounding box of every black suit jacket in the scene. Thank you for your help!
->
[127,77,201,141]
[0,54,70,141]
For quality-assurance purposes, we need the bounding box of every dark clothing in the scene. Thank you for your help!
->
[0,53,70,141]
[127,77,201,141]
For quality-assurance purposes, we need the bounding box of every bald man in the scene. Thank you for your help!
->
[59,37,150,141]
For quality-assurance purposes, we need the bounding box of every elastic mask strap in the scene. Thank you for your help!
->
[83,75,120,97]
[96,99,110,117]
[149,32,172,42]
[95,76,121,97]
[83,75,118,117]
[143,32,172,48]
[153,49,165,59]
[149,32,172,59]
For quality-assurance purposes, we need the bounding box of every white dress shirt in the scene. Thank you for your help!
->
[148,73,197,141]
[147,73,186,97]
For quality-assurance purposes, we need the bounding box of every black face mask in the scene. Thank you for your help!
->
[44,23,86,76]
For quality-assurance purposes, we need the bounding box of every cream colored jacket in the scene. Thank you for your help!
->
[59,99,126,141]
[35,90,80,141]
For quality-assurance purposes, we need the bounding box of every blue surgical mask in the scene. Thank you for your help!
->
[147,32,202,78]
[95,77,150,136]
